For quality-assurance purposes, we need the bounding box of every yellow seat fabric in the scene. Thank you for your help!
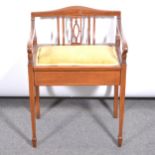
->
[36,45,119,66]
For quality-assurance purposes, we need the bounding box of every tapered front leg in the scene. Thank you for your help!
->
[118,65,126,147]
[28,64,37,147]
[114,85,118,118]
[35,86,40,119]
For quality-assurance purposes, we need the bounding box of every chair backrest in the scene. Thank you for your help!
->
[31,6,121,45]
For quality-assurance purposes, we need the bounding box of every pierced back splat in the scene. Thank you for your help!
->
[70,17,82,45]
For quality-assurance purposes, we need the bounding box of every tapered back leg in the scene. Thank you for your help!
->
[35,86,40,119]
[114,85,119,118]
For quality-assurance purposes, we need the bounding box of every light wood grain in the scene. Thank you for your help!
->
[27,6,128,148]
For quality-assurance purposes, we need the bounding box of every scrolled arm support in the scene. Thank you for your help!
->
[117,16,128,64]
[122,41,128,64]
[27,28,36,64]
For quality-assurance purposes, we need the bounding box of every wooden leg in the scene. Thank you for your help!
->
[28,65,37,148]
[114,85,118,118]
[118,65,126,147]
[35,86,40,119]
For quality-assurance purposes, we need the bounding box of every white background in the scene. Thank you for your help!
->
[0,0,155,97]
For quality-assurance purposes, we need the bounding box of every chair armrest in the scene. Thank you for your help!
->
[116,20,128,64]
[27,28,37,64]
[27,28,36,52]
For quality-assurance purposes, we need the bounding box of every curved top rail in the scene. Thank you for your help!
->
[31,6,121,18]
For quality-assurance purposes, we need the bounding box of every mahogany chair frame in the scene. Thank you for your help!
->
[27,6,128,147]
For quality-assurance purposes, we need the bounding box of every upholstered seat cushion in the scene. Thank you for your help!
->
[36,45,119,66]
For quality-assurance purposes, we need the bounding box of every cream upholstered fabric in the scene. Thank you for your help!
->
[36,45,119,66]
